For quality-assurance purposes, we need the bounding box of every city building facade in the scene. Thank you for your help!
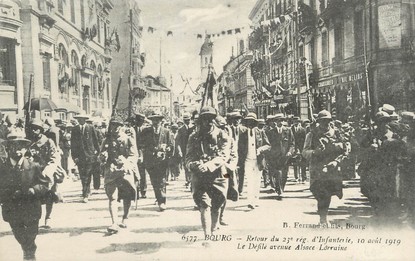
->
[249,0,415,120]
[109,0,146,116]
[249,0,300,119]
[141,75,171,115]
[218,41,255,115]
[0,0,24,117]
[18,0,114,120]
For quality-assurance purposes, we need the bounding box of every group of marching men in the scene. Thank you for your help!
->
[1,101,415,259]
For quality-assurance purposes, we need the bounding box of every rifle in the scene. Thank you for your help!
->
[111,73,123,117]
[25,74,34,137]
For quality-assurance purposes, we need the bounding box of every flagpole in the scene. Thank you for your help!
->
[128,8,133,119]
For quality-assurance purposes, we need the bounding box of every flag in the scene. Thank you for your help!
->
[167,31,173,36]
[261,83,272,97]
[202,70,217,108]
[235,28,241,34]
[197,34,203,39]
[115,30,121,52]
[227,30,232,35]
[148,27,154,33]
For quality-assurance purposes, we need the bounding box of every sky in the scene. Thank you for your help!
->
[137,0,255,95]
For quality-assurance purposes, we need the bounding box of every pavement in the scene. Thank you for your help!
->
[1,170,414,261]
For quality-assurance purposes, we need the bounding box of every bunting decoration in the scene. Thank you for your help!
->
[105,28,121,52]
[259,14,292,27]
[144,25,249,39]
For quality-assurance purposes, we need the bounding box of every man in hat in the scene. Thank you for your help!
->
[133,112,147,198]
[60,122,73,176]
[177,119,184,129]
[138,113,173,211]
[71,114,101,203]
[238,113,270,209]
[302,119,311,133]
[261,115,275,188]
[266,113,295,198]
[215,115,238,226]
[168,123,181,181]
[227,111,244,194]
[28,118,61,229]
[186,106,230,236]
[176,112,193,188]
[99,116,138,233]
[303,110,350,224]
[291,117,307,183]
[0,130,49,260]
[44,117,60,151]
[257,119,266,130]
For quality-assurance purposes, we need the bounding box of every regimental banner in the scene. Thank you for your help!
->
[378,3,402,49]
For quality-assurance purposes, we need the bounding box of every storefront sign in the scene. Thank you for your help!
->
[339,72,364,84]
[318,78,335,88]
[378,3,401,49]
[254,99,272,106]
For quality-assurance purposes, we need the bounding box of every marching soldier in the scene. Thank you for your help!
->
[28,119,62,229]
[303,110,350,225]
[0,129,49,260]
[215,115,238,226]
[186,106,230,236]
[100,116,138,233]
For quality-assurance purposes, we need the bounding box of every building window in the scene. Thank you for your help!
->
[81,55,87,68]
[321,31,329,66]
[106,80,110,107]
[97,18,101,44]
[90,60,97,98]
[71,50,79,95]
[97,65,103,99]
[70,0,75,23]
[0,39,16,86]
[58,0,63,14]
[309,37,316,65]
[42,55,51,91]
[299,43,304,58]
[354,10,364,56]
[334,21,343,60]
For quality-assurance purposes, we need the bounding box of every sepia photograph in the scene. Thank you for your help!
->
[0,0,414,260]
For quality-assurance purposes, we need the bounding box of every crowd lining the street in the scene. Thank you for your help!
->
[0,103,414,260]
